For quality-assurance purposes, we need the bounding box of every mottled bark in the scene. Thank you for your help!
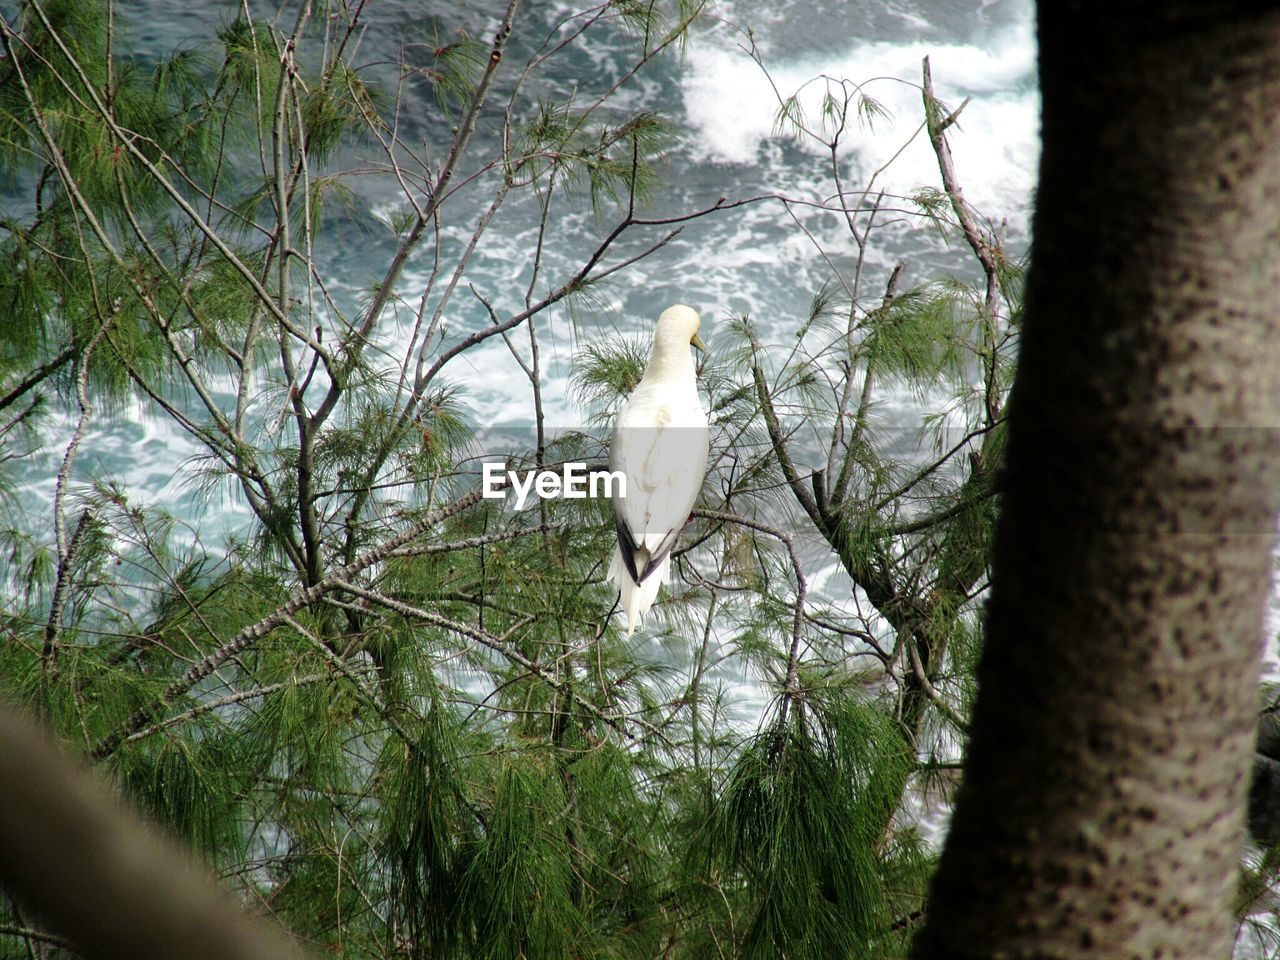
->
[912,6,1280,959]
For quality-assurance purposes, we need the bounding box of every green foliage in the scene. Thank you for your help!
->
[415,36,486,116]
[115,729,251,858]
[700,693,914,959]
[380,699,480,955]
[1237,842,1280,956]
[517,103,674,213]
[570,333,651,415]
[460,755,586,957]
[861,285,964,390]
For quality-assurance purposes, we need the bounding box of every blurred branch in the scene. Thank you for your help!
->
[0,701,305,960]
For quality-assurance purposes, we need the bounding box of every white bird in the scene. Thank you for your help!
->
[609,304,710,636]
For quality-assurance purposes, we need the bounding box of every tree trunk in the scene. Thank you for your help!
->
[912,6,1280,958]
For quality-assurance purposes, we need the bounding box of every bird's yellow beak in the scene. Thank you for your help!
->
[691,332,707,352]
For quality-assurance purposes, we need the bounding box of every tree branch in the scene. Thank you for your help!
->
[90,489,485,760]
[0,702,305,959]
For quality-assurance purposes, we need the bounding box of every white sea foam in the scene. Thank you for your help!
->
[681,11,1038,220]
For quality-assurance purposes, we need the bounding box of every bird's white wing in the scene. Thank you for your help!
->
[610,389,709,583]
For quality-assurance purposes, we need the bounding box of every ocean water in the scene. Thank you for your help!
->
[10,0,1041,545]
[374,0,1040,426]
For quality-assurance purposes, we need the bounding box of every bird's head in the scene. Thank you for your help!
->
[656,304,706,353]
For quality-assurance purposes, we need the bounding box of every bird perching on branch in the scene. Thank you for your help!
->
[608,304,710,637]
